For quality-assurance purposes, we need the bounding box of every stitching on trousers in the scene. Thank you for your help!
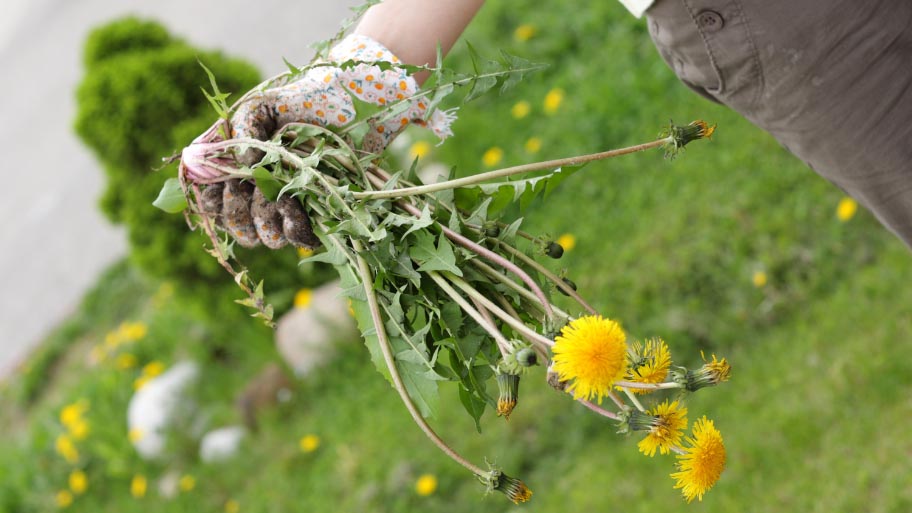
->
[680,0,725,94]
[729,0,766,110]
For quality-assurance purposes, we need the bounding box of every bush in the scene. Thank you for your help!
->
[74,17,323,320]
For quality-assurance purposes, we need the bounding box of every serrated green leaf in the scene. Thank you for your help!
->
[459,385,486,433]
[153,178,188,213]
[252,167,282,201]
[410,232,463,276]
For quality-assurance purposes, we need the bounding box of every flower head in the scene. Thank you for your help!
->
[837,197,858,221]
[524,137,542,154]
[179,474,196,492]
[69,470,88,495]
[55,434,79,464]
[633,400,688,457]
[299,434,320,453]
[621,338,671,394]
[674,353,732,392]
[415,474,438,496]
[484,470,533,504]
[552,316,628,402]
[543,88,564,115]
[671,416,726,502]
[556,233,576,252]
[56,490,73,508]
[511,101,531,119]
[662,120,716,158]
[130,475,147,498]
[513,24,537,42]
[294,288,313,309]
[752,271,768,288]
[496,372,520,419]
[142,361,165,378]
[482,147,503,167]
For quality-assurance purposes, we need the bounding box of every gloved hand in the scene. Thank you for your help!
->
[188,34,457,250]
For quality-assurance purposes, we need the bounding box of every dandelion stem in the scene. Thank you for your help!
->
[471,260,571,320]
[579,400,621,420]
[352,240,485,477]
[496,242,597,315]
[614,381,684,391]
[622,388,647,412]
[352,137,672,200]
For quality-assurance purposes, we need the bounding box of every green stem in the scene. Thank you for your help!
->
[470,260,571,320]
[621,388,646,412]
[496,242,597,315]
[614,381,684,391]
[352,137,671,200]
[352,240,485,477]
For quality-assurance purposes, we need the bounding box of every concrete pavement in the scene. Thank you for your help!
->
[0,0,359,377]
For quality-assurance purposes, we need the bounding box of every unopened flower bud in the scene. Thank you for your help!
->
[557,277,577,296]
[483,470,533,504]
[673,354,731,392]
[483,221,501,238]
[516,347,537,367]
[545,241,564,259]
[496,372,520,419]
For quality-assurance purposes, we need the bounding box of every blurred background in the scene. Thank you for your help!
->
[1,1,910,512]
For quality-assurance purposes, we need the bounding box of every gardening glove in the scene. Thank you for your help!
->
[195,34,457,250]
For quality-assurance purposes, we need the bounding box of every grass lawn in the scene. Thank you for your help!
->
[3,1,911,511]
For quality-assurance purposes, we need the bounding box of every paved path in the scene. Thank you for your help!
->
[0,0,359,377]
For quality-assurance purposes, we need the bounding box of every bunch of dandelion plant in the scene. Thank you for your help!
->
[158,26,728,503]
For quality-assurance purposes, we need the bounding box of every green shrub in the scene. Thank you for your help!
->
[74,17,324,321]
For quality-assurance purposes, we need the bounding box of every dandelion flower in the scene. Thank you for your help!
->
[837,197,857,221]
[297,247,314,258]
[496,372,520,419]
[142,361,165,378]
[513,24,537,42]
[116,353,138,370]
[671,416,726,502]
[69,419,90,441]
[621,338,671,394]
[69,470,88,494]
[675,353,732,392]
[225,499,240,513]
[752,271,767,288]
[120,321,148,341]
[524,137,542,154]
[487,470,533,504]
[633,400,688,457]
[130,475,147,498]
[133,376,152,391]
[552,315,628,402]
[511,101,531,119]
[294,288,313,309]
[482,147,503,167]
[415,474,438,496]
[55,434,79,464]
[59,401,89,428]
[556,233,576,252]
[56,490,73,508]
[543,88,564,115]
[179,474,196,492]
[408,140,432,160]
[299,434,320,453]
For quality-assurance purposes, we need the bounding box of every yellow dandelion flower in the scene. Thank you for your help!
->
[297,247,314,258]
[130,475,147,498]
[556,233,576,252]
[119,321,148,341]
[299,434,320,453]
[676,353,732,392]
[552,315,628,402]
[116,353,138,370]
[56,490,73,508]
[511,101,531,119]
[104,331,121,349]
[294,289,313,309]
[513,24,537,42]
[69,470,88,495]
[128,428,145,443]
[142,361,165,378]
[68,419,90,441]
[55,434,79,464]
[408,140,432,160]
[133,376,151,391]
[837,197,857,222]
[621,338,671,394]
[524,137,542,154]
[635,400,688,457]
[179,474,196,492]
[752,271,767,288]
[489,470,533,504]
[671,416,726,502]
[543,88,564,115]
[59,400,89,428]
[482,147,503,167]
[415,474,438,496]
[225,499,240,513]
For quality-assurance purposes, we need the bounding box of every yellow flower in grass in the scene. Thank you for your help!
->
[513,24,537,42]
[415,474,438,496]
[55,434,79,464]
[556,233,576,252]
[635,400,688,457]
[225,499,240,513]
[482,147,503,167]
[294,288,313,309]
[752,271,768,288]
[130,475,147,498]
[408,140,433,160]
[619,338,671,394]
[524,137,542,154]
[69,470,88,494]
[837,197,858,221]
[543,88,564,114]
[133,376,152,391]
[119,321,148,341]
[552,315,628,402]
[142,361,165,378]
[116,353,138,370]
[299,434,320,453]
[671,416,726,502]
[297,247,314,258]
[511,101,531,119]
[69,419,90,441]
[179,474,196,492]
[59,400,89,428]
[56,490,73,508]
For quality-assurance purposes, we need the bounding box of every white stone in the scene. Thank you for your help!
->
[199,425,246,463]
[127,361,199,460]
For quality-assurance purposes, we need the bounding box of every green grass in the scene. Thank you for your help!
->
[3,1,912,511]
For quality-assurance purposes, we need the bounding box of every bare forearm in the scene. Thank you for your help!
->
[354,0,485,83]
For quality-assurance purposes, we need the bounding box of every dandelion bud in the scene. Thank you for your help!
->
[496,372,521,419]
[484,470,533,504]
[626,409,659,432]
[545,241,564,259]
[483,222,501,238]
[673,354,731,392]
[662,120,717,158]
[557,277,577,296]
[516,347,537,367]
